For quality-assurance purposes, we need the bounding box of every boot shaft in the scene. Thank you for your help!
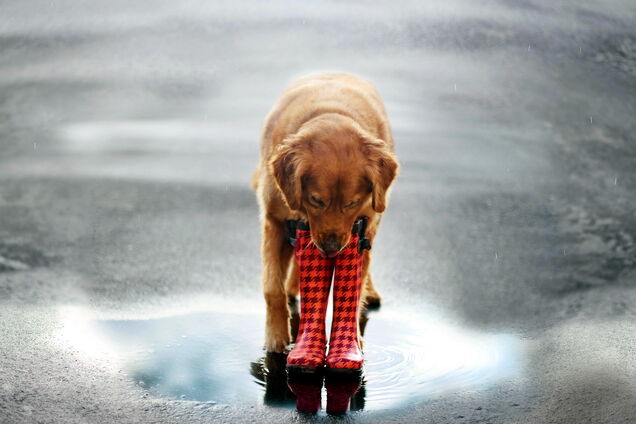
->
[287,229,335,370]
[327,233,364,370]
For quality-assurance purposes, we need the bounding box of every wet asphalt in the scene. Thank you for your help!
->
[1,1,635,423]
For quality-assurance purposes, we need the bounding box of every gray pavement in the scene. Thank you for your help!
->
[1,1,635,423]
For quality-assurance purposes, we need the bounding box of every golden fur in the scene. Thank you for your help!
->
[254,72,399,353]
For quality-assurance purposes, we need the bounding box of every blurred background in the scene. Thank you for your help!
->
[1,1,635,423]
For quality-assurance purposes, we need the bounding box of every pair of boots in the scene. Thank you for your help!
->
[286,226,364,374]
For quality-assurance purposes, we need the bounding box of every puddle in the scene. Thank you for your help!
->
[58,299,520,411]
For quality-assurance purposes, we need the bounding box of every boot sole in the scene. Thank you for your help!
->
[286,364,324,380]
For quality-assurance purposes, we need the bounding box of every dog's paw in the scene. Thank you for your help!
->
[364,292,382,310]
[265,328,291,353]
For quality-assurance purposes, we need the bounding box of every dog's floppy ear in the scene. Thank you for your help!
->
[362,135,399,213]
[269,136,304,211]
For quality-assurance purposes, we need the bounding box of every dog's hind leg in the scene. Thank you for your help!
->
[361,249,382,309]
[363,274,382,309]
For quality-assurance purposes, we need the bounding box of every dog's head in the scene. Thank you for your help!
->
[269,115,398,257]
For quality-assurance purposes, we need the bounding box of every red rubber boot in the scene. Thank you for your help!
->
[326,232,364,374]
[286,228,335,374]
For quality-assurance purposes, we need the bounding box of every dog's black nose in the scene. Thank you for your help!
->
[320,235,341,257]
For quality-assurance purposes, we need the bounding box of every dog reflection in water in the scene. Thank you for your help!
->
[250,300,370,414]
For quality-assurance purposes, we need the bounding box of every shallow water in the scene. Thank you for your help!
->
[58,299,520,412]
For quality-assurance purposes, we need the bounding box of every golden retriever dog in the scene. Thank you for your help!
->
[253,72,399,353]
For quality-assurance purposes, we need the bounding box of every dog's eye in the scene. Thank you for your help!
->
[344,199,360,208]
[310,196,325,207]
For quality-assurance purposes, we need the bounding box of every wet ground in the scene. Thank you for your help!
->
[1,0,636,423]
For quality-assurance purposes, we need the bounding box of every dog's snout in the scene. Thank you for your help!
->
[320,234,342,257]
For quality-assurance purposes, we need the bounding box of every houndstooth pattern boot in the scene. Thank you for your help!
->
[286,228,335,373]
[326,232,364,373]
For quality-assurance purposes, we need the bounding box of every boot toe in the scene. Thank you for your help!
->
[325,350,363,370]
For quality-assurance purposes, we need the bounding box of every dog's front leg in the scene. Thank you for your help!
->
[261,217,293,353]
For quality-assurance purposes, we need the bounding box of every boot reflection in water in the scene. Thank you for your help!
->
[286,377,322,413]
[326,376,363,415]
[287,375,364,414]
